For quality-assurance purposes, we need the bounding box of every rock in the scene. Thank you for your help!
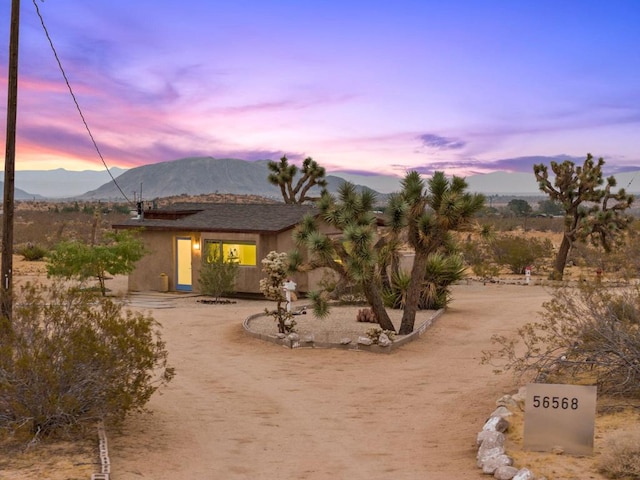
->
[482,454,513,474]
[303,334,314,343]
[287,333,300,342]
[512,468,535,480]
[496,394,519,409]
[551,445,564,455]
[476,430,504,448]
[482,415,510,433]
[494,465,519,480]
[276,333,286,339]
[511,387,527,411]
[490,406,513,419]
[357,336,373,346]
[377,333,392,347]
[476,445,505,468]
[340,337,352,345]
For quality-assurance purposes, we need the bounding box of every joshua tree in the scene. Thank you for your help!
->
[292,182,396,332]
[533,154,634,280]
[389,171,485,334]
[267,155,328,204]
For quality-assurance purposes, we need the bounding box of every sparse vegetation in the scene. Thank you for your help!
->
[259,251,296,334]
[0,282,174,438]
[484,283,640,398]
[598,429,640,479]
[198,246,239,302]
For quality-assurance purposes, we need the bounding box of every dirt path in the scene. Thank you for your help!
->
[109,283,551,480]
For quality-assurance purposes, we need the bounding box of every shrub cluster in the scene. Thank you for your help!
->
[0,282,174,437]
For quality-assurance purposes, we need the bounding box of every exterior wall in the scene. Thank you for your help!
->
[127,219,343,295]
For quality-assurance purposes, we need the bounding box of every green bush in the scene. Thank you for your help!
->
[0,282,174,437]
[18,243,48,261]
[198,248,239,301]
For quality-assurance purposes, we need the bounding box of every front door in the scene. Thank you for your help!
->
[176,237,193,291]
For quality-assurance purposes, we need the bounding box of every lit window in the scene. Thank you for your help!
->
[204,240,256,266]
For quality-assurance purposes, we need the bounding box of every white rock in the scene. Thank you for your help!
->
[340,337,352,345]
[357,336,374,346]
[494,465,519,480]
[476,430,505,448]
[512,468,535,480]
[482,454,513,474]
[482,415,510,433]
[378,333,392,347]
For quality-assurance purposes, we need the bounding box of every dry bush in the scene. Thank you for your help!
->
[598,429,640,479]
[0,281,174,438]
[483,283,640,398]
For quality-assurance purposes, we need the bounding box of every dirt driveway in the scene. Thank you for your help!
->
[108,282,551,480]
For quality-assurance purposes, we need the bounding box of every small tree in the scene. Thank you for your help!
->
[259,251,296,334]
[46,230,146,296]
[534,154,634,280]
[198,246,238,302]
[267,155,328,204]
[0,282,174,437]
[507,199,532,217]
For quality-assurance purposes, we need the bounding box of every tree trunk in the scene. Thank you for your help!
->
[362,281,395,332]
[553,235,572,280]
[399,250,428,334]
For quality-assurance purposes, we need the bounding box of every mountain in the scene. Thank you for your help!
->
[0,182,42,200]
[0,167,127,198]
[79,157,360,201]
[6,157,640,200]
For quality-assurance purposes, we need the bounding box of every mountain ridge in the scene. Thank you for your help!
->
[3,157,640,200]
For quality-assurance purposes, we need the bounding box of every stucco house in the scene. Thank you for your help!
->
[112,203,332,295]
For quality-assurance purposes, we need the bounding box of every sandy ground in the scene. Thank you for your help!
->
[4,260,620,479]
[106,282,555,480]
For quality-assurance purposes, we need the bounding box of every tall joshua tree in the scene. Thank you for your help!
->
[267,155,328,204]
[534,154,634,280]
[391,171,485,334]
[292,182,396,332]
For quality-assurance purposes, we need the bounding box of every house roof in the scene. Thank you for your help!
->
[113,203,318,234]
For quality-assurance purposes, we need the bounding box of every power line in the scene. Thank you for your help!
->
[32,0,131,203]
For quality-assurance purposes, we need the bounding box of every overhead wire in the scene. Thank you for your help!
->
[32,0,132,204]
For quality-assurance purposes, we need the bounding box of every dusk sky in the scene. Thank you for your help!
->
[1,0,639,178]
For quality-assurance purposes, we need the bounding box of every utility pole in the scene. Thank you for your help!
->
[1,0,21,323]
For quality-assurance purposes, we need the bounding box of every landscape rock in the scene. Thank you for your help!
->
[476,430,505,448]
[482,415,510,433]
[377,333,392,347]
[357,336,374,346]
[482,454,513,474]
[512,468,535,480]
[477,445,505,468]
[340,337,352,345]
[494,465,519,480]
[490,406,513,419]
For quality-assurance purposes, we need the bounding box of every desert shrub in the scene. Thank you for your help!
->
[383,253,465,310]
[483,283,640,398]
[0,282,174,438]
[356,308,377,323]
[364,326,396,344]
[598,429,640,479]
[259,251,296,334]
[489,234,553,274]
[18,243,48,261]
[198,247,238,301]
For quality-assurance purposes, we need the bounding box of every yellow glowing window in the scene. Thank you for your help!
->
[204,240,257,266]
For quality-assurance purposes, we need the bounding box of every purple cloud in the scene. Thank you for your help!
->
[418,134,466,150]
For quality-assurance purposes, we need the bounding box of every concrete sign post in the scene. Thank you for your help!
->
[524,383,597,455]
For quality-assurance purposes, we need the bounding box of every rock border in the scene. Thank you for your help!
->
[243,308,444,352]
[90,421,111,480]
[476,386,548,480]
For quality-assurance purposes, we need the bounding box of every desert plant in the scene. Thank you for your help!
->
[18,243,48,261]
[198,245,238,301]
[356,308,377,323]
[534,154,634,280]
[259,251,296,334]
[267,155,328,204]
[597,429,640,479]
[489,234,554,274]
[483,283,640,398]
[364,326,396,344]
[46,230,146,296]
[0,281,174,437]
